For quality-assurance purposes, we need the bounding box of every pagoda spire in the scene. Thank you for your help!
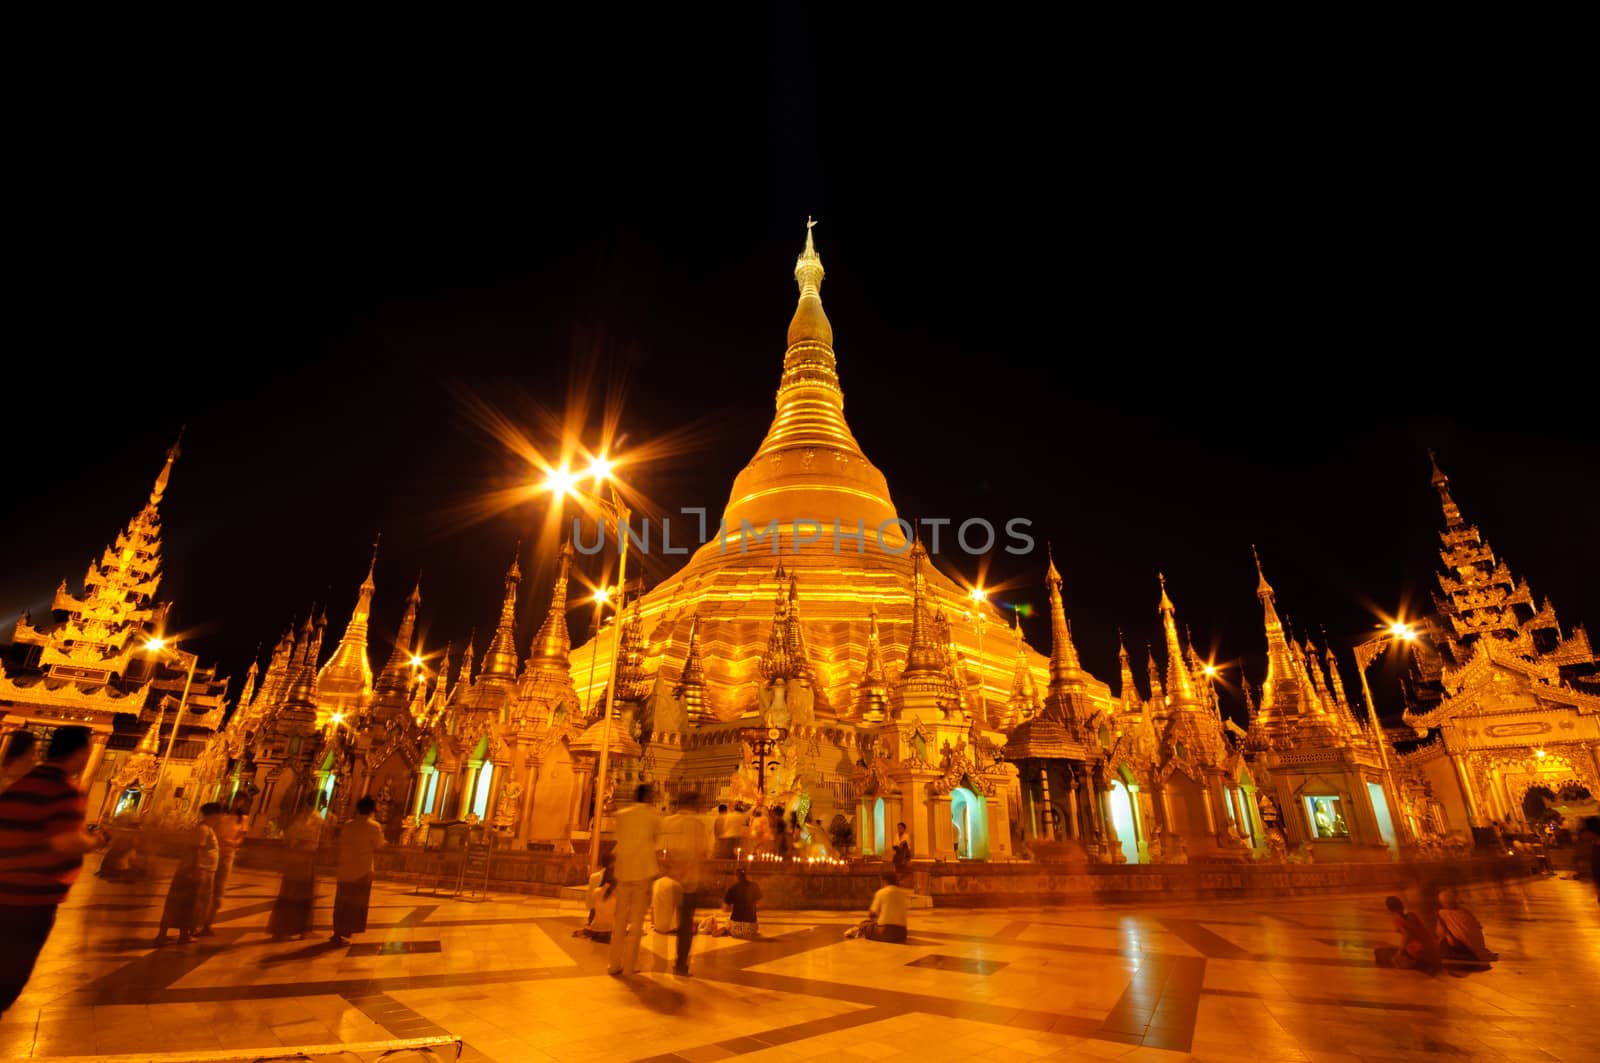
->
[1045,547,1083,688]
[720,221,899,543]
[612,599,652,704]
[1429,449,1463,529]
[853,606,889,722]
[429,641,453,715]
[526,541,574,672]
[317,539,379,707]
[448,631,476,709]
[1158,574,1197,704]
[232,657,259,724]
[901,539,945,677]
[149,428,183,506]
[1118,631,1142,713]
[374,574,422,702]
[1146,644,1164,701]
[479,548,522,680]
[675,614,713,725]
[1253,547,1306,723]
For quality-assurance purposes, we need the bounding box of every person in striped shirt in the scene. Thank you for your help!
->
[0,726,111,1014]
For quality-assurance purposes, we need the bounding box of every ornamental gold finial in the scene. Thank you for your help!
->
[149,427,185,505]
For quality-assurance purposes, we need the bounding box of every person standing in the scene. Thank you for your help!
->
[607,784,663,977]
[155,803,223,946]
[199,795,249,937]
[660,792,710,976]
[331,796,384,946]
[268,796,324,941]
[0,726,111,1014]
[713,803,739,859]
[892,822,912,876]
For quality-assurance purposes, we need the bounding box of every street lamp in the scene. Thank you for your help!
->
[544,456,631,873]
[1353,621,1417,845]
[144,636,198,814]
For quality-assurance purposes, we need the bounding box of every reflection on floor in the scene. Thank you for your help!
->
[1,863,1595,1061]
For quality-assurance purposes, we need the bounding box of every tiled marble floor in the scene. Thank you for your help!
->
[1,865,1595,1061]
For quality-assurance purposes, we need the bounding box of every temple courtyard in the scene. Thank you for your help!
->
[1,869,1595,1062]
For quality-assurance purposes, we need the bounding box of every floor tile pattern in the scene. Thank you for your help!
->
[0,862,1595,1061]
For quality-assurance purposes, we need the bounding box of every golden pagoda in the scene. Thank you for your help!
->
[0,435,229,821]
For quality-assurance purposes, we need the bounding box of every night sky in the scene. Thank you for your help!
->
[6,17,1594,729]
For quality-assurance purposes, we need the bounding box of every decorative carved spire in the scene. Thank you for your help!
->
[789,216,829,345]
[675,614,713,725]
[613,600,652,703]
[373,574,422,703]
[760,565,806,681]
[429,641,452,715]
[448,631,476,709]
[149,428,183,505]
[853,606,889,722]
[1252,547,1306,724]
[317,541,379,706]
[1146,643,1164,702]
[1045,547,1083,688]
[1428,449,1463,529]
[479,548,522,680]
[901,539,945,677]
[1158,574,1197,704]
[1117,631,1142,713]
[526,540,574,671]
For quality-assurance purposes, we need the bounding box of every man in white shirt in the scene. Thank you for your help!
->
[847,872,909,944]
[713,803,740,859]
[607,785,662,977]
[659,792,710,975]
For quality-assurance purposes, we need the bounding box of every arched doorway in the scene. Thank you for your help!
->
[873,797,886,854]
[950,786,990,859]
[1108,780,1140,865]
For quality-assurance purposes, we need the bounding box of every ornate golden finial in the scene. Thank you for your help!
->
[788,217,830,346]
[1045,548,1081,686]
[1157,574,1196,704]
[149,427,185,505]
[527,540,574,670]
[480,548,522,680]
[1426,449,1463,528]
[364,533,381,588]
[1157,571,1175,614]
[1251,544,1274,600]
[676,614,712,725]
[902,539,945,677]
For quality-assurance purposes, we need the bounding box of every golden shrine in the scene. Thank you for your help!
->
[1393,455,1600,835]
[0,435,230,820]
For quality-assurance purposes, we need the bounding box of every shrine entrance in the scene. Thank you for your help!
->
[1108,780,1140,865]
[950,786,989,860]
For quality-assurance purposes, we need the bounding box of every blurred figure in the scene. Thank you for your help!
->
[1435,888,1497,962]
[268,796,324,941]
[891,822,911,875]
[660,791,709,975]
[1376,895,1440,974]
[579,853,614,936]
[607,784,662,977]
[97,805,147,882]
[0,727,110,1014]
[330,795,384,946]
[651,873,682,935]
[199,795,250,936]
[0,731,38,792]
[713,804,740,859]
[155,803,223,946]
[1581,817,1600,904]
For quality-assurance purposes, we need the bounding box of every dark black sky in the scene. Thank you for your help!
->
[5,17,1594,729]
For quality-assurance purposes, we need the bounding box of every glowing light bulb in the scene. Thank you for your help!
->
[410,655,424,669]
[145,637,167,653]
[589,456,614,483]
[545,466,579,497]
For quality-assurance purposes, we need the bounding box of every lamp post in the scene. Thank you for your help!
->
[966,586,987,725]
[544,459,630,873]
[144,637,198,814]
[583,587,610,720]
[1353,622,1416,845]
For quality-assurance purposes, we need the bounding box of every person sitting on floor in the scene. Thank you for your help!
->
[575,862,618,943]
[722,867,762,940]
[1434,888,1497,962]
[1375,895,1440,974]
[844,872,909,943]
[650,873,682,934]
